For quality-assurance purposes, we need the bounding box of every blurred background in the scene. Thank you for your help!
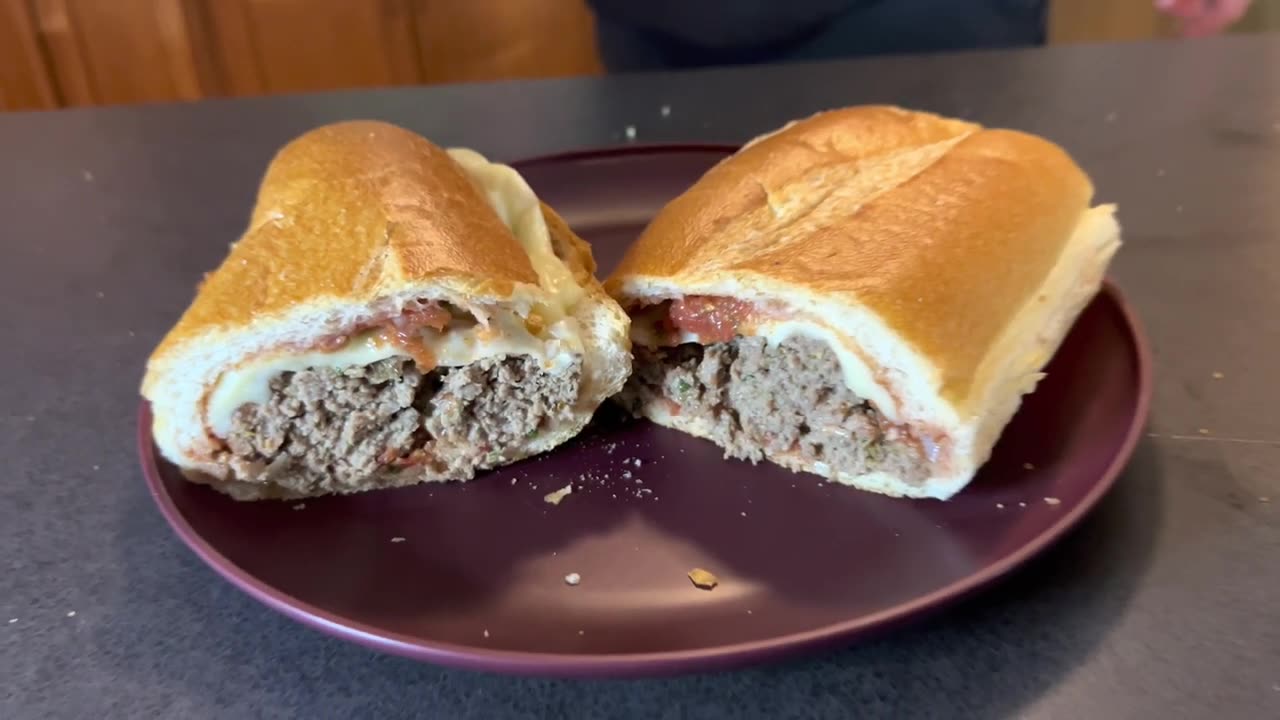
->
[1,0,1276,112]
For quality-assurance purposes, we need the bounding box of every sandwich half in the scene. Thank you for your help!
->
[143,120,630,500]
[605,106,1121,500]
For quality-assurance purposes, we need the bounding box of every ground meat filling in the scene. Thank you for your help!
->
[222,355,582,495]
[618,337,929,486]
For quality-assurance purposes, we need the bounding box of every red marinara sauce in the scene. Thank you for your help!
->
[311,303,452,370]
[666,296,756,343]
[374,304,451,371]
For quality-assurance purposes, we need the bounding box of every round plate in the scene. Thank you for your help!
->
[140,145,1152,678]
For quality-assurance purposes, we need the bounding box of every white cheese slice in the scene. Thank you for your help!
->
[446,147,586,320]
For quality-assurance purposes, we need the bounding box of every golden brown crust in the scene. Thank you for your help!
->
[605,106,1094,403]
[151,120,539,364]
[540,200,598,286]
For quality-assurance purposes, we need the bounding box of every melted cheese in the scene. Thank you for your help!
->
[446,147,585,321]
[206,149,589,437]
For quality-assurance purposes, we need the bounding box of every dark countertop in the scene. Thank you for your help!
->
[2,35,1278,720]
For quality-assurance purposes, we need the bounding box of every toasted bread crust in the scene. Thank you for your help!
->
[605,106,1094,405]
[150,120,541,368]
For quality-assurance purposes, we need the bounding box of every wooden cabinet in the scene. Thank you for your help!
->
[28,0,214,107]
[412,0,602,84]
[0,0,58,109]
[1048,0,1179,44]
[0,0,602,110]
[205,0,425,96]
[205,0,601,94]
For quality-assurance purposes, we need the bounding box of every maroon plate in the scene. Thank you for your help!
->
[140,145,1151,678]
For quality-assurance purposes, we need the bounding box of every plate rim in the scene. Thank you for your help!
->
[138,144,1153,678]
[505,142,739,168]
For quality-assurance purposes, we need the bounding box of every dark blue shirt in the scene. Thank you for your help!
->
[586,0,1049,72]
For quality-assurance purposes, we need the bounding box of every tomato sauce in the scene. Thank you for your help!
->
[374,303,452,371]
[665,296,757,344]
[374,325,438,372]
[393,304,451,333]
[308,301,452,371]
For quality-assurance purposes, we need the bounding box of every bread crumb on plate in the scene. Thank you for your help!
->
[544,484,573,505]
[688,568,719,590]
